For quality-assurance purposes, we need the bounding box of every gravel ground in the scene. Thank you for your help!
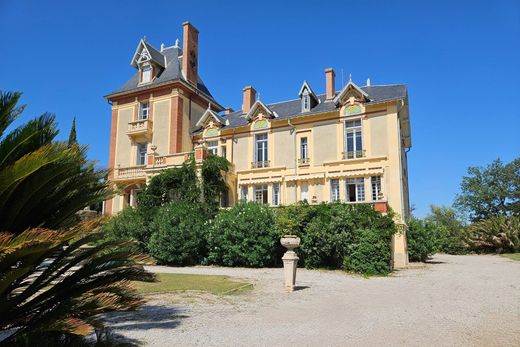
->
[106,254,520,347]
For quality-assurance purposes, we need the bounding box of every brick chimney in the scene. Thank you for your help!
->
[325,68,335,100]
[242,86,256,114]
[182,21,199,85]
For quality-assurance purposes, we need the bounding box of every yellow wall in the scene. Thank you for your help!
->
[115,107,133,167]
[312,120,338,165]
[152,99,170,157]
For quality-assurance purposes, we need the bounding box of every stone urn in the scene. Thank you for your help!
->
[280,235,301,251]
[280,235,300,292]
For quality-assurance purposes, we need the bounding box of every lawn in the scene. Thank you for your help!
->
[501,253,520,261]
[133,273,252,295]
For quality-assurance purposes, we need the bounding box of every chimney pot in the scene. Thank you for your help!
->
[242,86,257,114]
[325,68,336,100]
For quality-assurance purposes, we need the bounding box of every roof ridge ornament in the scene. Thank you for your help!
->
[174,39,180,47]
[349,73,352,83]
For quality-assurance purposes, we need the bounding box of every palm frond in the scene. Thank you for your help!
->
[0,91,25,138]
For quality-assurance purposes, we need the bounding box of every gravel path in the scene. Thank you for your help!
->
[106,254,520,346]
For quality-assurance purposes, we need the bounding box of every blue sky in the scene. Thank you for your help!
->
[1,0,519,217]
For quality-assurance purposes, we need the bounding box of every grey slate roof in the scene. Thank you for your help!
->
[106,45,220,107]
[205,84,407,131]
[142,41,166,68]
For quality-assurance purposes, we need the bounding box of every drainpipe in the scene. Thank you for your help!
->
[288,119,297,202]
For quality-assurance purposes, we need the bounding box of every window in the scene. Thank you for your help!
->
[300,137,308,161]
[344,120,363,159]
[141,64,151,83]
[254,185,268,204]
[330,179,340,202]
[207,141,218,155]
[346,178,365,202]
[221,145,227,159]
[272,183,280,206]
[302,94,310,112]
[136,143,147,166]
[254,133,268,166]
[371,176,382,201]
[301,182,309,201]
[139,102,149,120]
[240,186,248,201]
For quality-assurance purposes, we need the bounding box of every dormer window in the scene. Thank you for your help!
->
[141,64,152,83]
[302,93,310,112]
[298,81,319,113]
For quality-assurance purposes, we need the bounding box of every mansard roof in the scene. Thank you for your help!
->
[106,41,221,109]
[197,84,406,132]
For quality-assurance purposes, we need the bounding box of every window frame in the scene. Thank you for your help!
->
[371,176,383,201]
[344,119,363,159]
[254,133,268,164]
[254,185,268,204]
[345,177,365,202]
[136,142,147,166]
[240,186,248,201]
[330,179,340,202]
[139,102,150,120]
[272,183,280,206]
[300,137,308,160]
[141,64,152,83]
[207,141,218,156]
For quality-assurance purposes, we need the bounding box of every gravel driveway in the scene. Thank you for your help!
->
[106,254,520,346]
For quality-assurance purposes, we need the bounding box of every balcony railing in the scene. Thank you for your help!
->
[127,119,152,138]
[342,149,366,160]
[298,157,310,165]
[251,160,270,169]
[152,152,191,167]
[114,165,146,180]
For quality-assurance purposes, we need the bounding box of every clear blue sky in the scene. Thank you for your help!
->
[2,0,519,217]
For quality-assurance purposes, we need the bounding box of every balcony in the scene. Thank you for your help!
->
[127,119,152,139]
[342,149,366,160]
[152,152,191,167]
[114,165,146,181]
[298,157,310,165]
[251,160,270,169]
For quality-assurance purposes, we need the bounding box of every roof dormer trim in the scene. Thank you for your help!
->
[196,107,227,128]
[245,100,277,121]
[333,81,370,106]
[131,39,166,69]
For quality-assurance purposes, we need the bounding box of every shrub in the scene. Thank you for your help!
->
[467,215,520,253]
[426,205,468,254]
[344,228,393,275]
[407,217,439,262]
[147,202,208,265]
[103,206,154,252]
[293,203,395,274]
[206,202,279,267]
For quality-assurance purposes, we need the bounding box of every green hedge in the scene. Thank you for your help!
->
[147,202,208,265]
[406,217,439,262]
[206,202,280,267]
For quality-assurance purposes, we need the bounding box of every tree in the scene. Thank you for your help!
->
[454,158,520,222]
[426,205,468,254]
[67,116,77,146]
[0,91,155,345]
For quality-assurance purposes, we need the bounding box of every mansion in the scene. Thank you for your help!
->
[104,22,412,268]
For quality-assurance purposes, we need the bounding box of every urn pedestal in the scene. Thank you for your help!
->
[280,235,301,292]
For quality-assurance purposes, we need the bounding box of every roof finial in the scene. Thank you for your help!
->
[174,38,180,47]
[366,78,371,86]
[349,73,352,83]
[143,35,147,42]
[160,43,165,51]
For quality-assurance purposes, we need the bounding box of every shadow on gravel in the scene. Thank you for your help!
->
[293,286,310,291]
[105,304,187,333]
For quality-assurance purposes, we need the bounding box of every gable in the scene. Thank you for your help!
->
[333,81,370,106]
